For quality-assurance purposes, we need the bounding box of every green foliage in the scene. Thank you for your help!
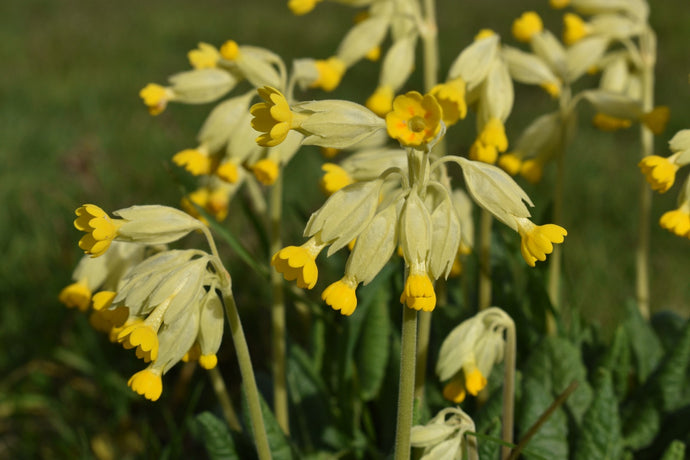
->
[193,412,240,460]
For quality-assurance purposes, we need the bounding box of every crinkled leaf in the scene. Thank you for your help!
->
[661,440,686,460]
[356,287,391,401]
[241,388,295,460]
[622,399,660,450]
[547,336,593,423]
[518,377,569,460]
[650,320,690,412]
[624,301,663,382]
[194,412,239,460]
[602,325,632,401]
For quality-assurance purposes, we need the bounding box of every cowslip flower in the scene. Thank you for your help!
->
[592,113,632,132]
[288,0,321,15]
[410,407,478,460]
[59,279,92,312]
[366,85,394,118]
[520,158,545,184]
[469,118,508,164]
[400,269,436,312]
[563,13,590,45]
[385,91,442,148]
[512,11,543,43]
[251,158,280,185]
[659,206,690,238]
[321,276,359,316]
[312,57,346,92]
[638,155,679,193]
[139,83,175,116]
[188,42,221,69]
[250,87,298,147]
[172,144,213,176]
[429,77,467,126]
[74,205,123,257]
[319,163,353,196]
[271,237,326,289]
[498,152,523,176]
[516,218,568,267]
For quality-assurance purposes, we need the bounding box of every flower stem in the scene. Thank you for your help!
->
[394,306,418,460]
[478,208,492,310]
[208,367,243,432]
[414,310,431,404]
[501,322,516,460]
[269,172,289,434]
[221,287,272,460]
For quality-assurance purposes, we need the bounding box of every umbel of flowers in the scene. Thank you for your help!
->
[259,86,567,316]
[59,205,227,401]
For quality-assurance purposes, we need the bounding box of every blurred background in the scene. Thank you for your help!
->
[1,0,689,457]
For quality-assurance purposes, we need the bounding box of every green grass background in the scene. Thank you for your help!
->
[1,0,689,456]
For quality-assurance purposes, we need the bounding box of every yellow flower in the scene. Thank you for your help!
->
[365,46,381,62]
[199,354,218,370]
[366,85,394,118]
[128,368,163,401]
[216,160,239,183]
[463,362,488,396]
[321,147,340,159]
[172,146,213,176]
[563,13,589,45]
[540,81,561,98]
[430,78,467,126]
[322,277,359,316]
[181,188,210,221]
[659,208,690,238]
[207,187,231,221]
[475,29,496,41]
[58,280,92,311]
[638,155,679,193]
[517,219,567,267]
[272,240,324,289]
[498,153,523,176]
[74,204,123,257]
[400,272,436,312]
[386,92,442,148]
[592,113,632,132]
[139,83,174,116]
[219,40,240,60]
[442,379,466,403]
[320,163,353,196]
[288,0,321,15]
[252,158,279,185]
[520,158,545,184]
[550,0,570,8]
[188,42,220,69]
[641,106,670,135]
[118,322,159,362]
[250,86,295,147]
[469,118,508,164]
[512,11,543,43]
[312,57,346,92]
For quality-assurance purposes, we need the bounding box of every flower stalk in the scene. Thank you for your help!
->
[208,367,242,432]
[394,305,418,460]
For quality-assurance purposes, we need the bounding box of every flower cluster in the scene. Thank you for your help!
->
[410,407,479,460]
[60,205,227,401]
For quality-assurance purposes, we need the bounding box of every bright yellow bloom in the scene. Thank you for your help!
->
[563,13,589,45]
[322,277,358,316]
[463,364,487,396]
[520,158,545,184]
[321,147,340,159]
[442,379,466,403]
[188,42,220,69]
[220,40,240,60]
[207,187,230,221]
[540,81,561,98]
[172,146,212,176]
[386,92,442,148]
[320,163,353,196]
[638,155,679,193]
[498,153,523,176]
[592,113,632,132]
[250,86,295,147]
[74,204,123,257]
[550,0,570,8]
[365,46,381,62]
[272,240,323,289]
[366,85,394,118]
[216,161,239,183]
[469,140,498,164]
[642,106,670,135]
[512,11,543,43]
[517,219,567,267]
[252,158,279,185]
[199,354,218,370]
[288,0,321,15]
[475,29,495,41]
[118,322,159,361]
[91,291,128,328]
[430,78,467,126]
[400,273,436,312]
[91,290,116,311]
[659,208,690,238]
[58,280,92,311]
[128,368,163,401]
[312,57,346,92]
[470,118,508,164]
[181,188,210,222]
[139,83,174,116]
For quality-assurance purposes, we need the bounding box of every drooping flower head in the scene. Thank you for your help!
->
[74,205,123,257]
[250,87,295,147]
[386,91,442,148]
[516,218,568,267]
[271,237,325,289]
[659,207,690,238]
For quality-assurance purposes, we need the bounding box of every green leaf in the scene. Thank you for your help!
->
[476,417,502,460]
[622,399,660,450]
[194,412,239,460]
[661,440,686,460]
[651,320,690,412]
[623,301,663,383]
[356,287,391,401]
[518,377,569,460]
[241,388,295,460]
[547,337,593,423]
[602,326,632,401]
[574,369,623,460]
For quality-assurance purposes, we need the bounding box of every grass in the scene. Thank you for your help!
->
[1,0,689,456]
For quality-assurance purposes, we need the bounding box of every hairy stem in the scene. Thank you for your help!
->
[394,306,419,460]
[478,209,492,310]
[501,323,516,460]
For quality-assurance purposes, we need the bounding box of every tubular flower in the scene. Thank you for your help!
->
[386,92,442,148]
[563,13,589,45]
[188,42,221,69]
[128,368,163,401]
[74,205,123,257]
[641,106,670,135]
[638,155,679,193]
[659,207,690,238]
[288,0,321,15]
[520,158,545,184]
[172,145,213,176]
[550,0,570,8]
[540,81,561,98]
[442,379,467,404]
[430,78,467,126]
[322,276,359,316]
[512,11,543,43]
[312,57,346,92]
[252,158,280,185]
[219,40,240,60]
[118,322,160,362]
[498,153,523,176]
[207,187,231,221]
[216,160,239,183]
[58,279,92,311]
[469,118,508,164]
[250,87,297,147]
[272,238,325,289]
[139,83,174,116]
[366,85,394,118]
[462,361,488,396]
[516,218,567,267]
[400,271,436,312]
[592,113,632,132]
[320,163,353,196]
